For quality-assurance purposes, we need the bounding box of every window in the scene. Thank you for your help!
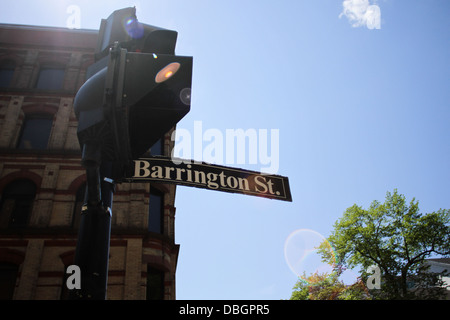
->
[150,138,164,156]
[0,179,36,228]
[148,188,164,234]
[0,60,15,88]
[146,266,164,300]
[35,67,65,90]
[17,114,53,150]
[0,262,19,299]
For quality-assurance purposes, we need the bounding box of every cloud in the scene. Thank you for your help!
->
[340,0,381,29]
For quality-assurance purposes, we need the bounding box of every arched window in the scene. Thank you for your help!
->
[148,188,164,234]
[17,114,53,150]
[0,59,15,88]
[0,179,36,228]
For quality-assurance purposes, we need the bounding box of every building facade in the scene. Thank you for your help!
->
[424,258,450,300]
[0,24,179,300]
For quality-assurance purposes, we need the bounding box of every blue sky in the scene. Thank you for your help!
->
[2,0,449,300]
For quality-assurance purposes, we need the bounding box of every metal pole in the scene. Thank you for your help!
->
[69,145,115,300]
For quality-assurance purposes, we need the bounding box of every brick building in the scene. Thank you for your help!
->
[0,23,179,299]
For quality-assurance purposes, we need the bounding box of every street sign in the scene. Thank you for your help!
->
[126,156,292,202]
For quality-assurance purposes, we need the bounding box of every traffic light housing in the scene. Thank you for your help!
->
[95,7,177,58]
[74,8,193,181]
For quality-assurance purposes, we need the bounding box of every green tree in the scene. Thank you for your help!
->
[290,275,310,300]
[290,265,371,300]
[322,189,450,299]
[290,271,344,300]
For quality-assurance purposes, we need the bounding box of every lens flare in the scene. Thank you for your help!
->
[126,18,134,26]
[155,62,180,83]
[180,88,191,105]
[284,229,337,285]
[124,16,144,39]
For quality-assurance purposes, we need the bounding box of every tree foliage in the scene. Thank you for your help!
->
[290,265,371,300]
[322,190,450,299]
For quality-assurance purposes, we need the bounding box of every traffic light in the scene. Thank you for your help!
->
[70,8,193,300]
[74,7,193,181]
[95,7,178,59]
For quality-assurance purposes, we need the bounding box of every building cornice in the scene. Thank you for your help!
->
[0,23,98,52]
